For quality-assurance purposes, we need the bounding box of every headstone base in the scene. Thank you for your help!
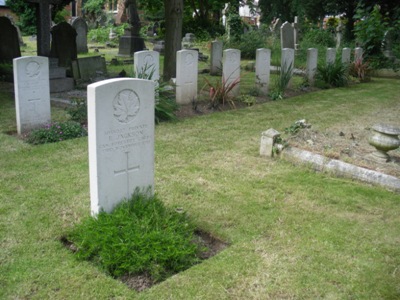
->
[50,77,74,93]
[118,36,145,56]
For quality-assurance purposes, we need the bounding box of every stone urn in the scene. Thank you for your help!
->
[368,124,400,162]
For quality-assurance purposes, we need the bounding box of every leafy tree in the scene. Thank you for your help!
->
[6,0,71,35]
[5,0,36,34]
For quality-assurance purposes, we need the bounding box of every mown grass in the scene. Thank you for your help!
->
[1,77,399,299]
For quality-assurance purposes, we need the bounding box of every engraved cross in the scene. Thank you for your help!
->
[114,151,140,199]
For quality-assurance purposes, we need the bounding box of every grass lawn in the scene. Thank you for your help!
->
[1,67,400,299]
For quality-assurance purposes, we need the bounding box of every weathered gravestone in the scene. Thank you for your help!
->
[293,16,300,51]
[88,78,155,215]
[0,17,21,63]
[326,48,336,65]
[255,48,271,95]
[306,48,318,85]
[153,40,165,54]
[50,22,77,68]
[222,49,241,97]
[210,40,223,76]
[134,50,160,81]
[280,22,294,49]
[182,33,196,48]
[71,56,107,81]
[341,48,351,64]
[272,18,282,36]
[176,49,198,104]
[13,56,51,135]
[70,17,88,54]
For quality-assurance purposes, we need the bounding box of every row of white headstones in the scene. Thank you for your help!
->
[14,46,363,215]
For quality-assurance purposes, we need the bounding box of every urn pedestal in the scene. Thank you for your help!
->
[368,124,400,162]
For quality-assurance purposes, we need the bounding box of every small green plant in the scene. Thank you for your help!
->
[135,63,178,123]
[316,60,348,88]
[204,73,240,109]
[26,121,87,145]
[67,192,202,282]
[66,97,87,125]
[269,62,293,100]
[238,95,256,106]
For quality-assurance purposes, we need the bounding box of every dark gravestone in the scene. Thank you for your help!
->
[0,17,21,63]
[50,22,77,68]
[70,17,88,53]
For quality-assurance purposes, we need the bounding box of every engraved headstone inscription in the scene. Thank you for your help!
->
[88,78,155,215]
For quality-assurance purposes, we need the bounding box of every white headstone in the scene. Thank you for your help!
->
[354,47,363,62]
[88,78,155,215]
[342,48,351,64]
[134,50,160,82]
[210,40,223,76]
[222,49,241,97]
[326,48,336,65]
[176,49,198,104]
[13,56,51,135]
[280,22,294,49]
[255,48,271,95]
[306,48,318,85]
[281,48,294,76]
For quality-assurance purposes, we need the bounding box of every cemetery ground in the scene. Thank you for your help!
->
[1,71,400,298]
[1,37,400,298]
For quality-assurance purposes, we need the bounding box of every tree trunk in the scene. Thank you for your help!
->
[163,0,183,81]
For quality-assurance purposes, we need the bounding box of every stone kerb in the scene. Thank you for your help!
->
[306,48,318,85]
[88,78,155,215]
[222,49,241,97]
[210,40,223,76]
[176,49,198,104]
[255,48,271,95]
[13,56,51,134]
[134,50,160,82]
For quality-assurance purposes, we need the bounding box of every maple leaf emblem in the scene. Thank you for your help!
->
[113,90,140,123]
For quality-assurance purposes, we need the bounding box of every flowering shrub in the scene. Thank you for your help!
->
[26,121,87,145]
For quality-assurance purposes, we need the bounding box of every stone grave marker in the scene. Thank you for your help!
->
[255,48,271,95]
[176,49,198,104]
[222,49,241,97]
[280,22,294,49]
[134,50,160,81]
[72,56,107,81]
[13,56,51,135]
[293,16,300,50]
[88,78,155,215]
[272,18,282,36]
[281,48,295,77]
[70,17,88,53]
[336,20,343,49]
[342,48,351,64]
[50,22,77,68]
[0,17,21,63]
[354,47,363,63]
[326,48,336,65]
[306,48,318,85]
[210,40,223,76]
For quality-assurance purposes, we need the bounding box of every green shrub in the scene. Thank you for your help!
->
[26,121,87,145]
[226,30,268,59]
[67,193,201,282]
[88,24,129,43]
[155,83,179,123]
[66,97,87,125]
[0,63,13,82]
[316,60,348,88]
[301,29,335,48]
